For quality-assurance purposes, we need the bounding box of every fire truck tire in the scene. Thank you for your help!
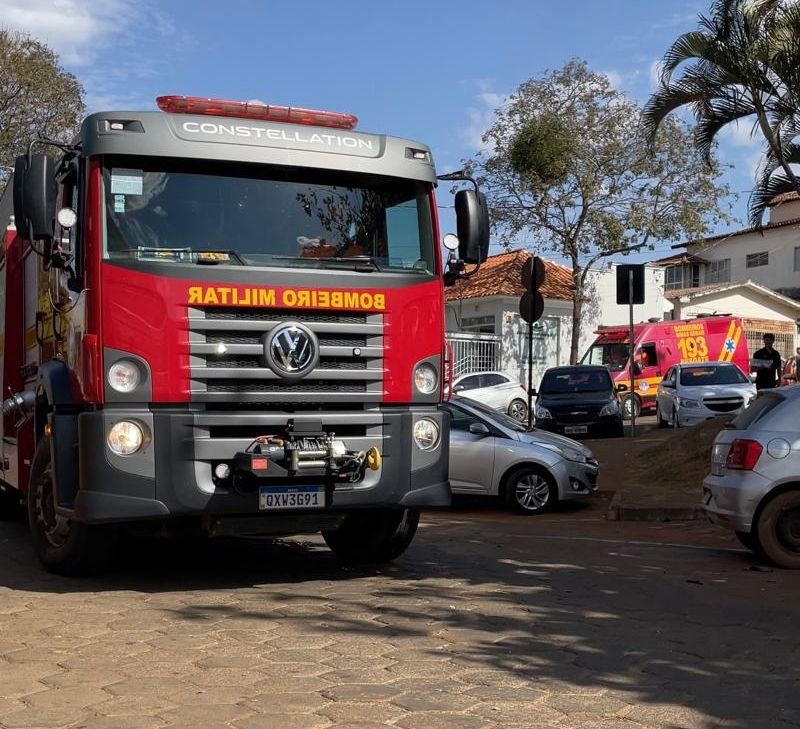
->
[28,439,119,576]
[323,508,419,564]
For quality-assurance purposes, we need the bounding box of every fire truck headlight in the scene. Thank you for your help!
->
[414,363,438,394]
[108,360,142,394]
[107,420,146,455]
[413,418,440,450]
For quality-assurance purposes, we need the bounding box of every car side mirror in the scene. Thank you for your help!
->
[468,422,490,436]
[454,189,489,264]
[453,384,465,393]
[615,383,627,393]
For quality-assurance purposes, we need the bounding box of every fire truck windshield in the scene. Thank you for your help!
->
[102,156,436,273]
[582,342,630,372]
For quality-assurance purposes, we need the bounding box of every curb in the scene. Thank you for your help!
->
[607,491,704,522]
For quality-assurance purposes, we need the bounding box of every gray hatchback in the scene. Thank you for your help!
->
[703,385,800,568]
[444,397,599,514]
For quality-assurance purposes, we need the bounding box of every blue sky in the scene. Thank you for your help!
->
[1,0,764,262]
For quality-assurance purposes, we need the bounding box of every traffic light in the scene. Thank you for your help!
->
[519,256,545,324]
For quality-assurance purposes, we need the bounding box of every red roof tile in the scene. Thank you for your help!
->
[444,249,574,302]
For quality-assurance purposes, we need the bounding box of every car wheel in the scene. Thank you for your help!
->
[508,398,528,423]
[323,508,419,564]
[735,530,761,553]
[28,438,119,576]
[656,403,668,429]
[621,394,640,421]
[504,467,555,515]
[755,491,800,569]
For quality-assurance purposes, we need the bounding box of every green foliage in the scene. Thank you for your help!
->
[508,114,575,186]
[0,28,85,185]
[469,59,730,362]
[642,0,800,226]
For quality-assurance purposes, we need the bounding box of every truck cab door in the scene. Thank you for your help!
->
[632,341,661,404]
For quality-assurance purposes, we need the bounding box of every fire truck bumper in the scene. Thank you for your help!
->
[73,407,450,525]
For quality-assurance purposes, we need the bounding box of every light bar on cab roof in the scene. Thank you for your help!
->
[156,95,358,130]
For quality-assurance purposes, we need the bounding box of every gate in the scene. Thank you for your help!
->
[446,332,502,378]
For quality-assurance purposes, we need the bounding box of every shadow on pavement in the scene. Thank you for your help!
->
[0,513,797,728]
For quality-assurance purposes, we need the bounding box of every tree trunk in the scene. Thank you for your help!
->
[569,270,583,365]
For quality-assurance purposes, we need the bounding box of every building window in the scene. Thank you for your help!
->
[795,246,800,272]
[746,251,769,268]
[705,258,731,284]
[665,263,700,291]
[460,315,495,334]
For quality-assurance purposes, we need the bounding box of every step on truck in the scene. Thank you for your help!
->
[0,96,488,574]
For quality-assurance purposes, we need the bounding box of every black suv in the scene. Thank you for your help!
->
[534,365,624,438]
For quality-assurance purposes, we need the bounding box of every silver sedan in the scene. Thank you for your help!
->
[655,361,756,428]
[443,397,599,514]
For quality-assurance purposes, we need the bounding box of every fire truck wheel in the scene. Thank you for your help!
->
[27,439,118,576]
[323,508,419,564]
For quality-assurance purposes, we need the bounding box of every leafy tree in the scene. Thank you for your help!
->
[0,29,84,189]
[469,60,730,364]
[641,0,800,225]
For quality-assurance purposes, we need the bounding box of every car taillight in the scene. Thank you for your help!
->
[725,439,763,470]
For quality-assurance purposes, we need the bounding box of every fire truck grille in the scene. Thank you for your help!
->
[188,307,384,404]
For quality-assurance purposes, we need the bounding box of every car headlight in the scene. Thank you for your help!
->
[414,363,438,395]
[678,397,701,409]
[108,360,142,393]
[537,441,587,463]
[107,420,146,455]
[535,404,552,419]
[412,418,440,450]
[599,400,619,417]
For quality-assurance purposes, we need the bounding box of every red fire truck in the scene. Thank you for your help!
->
[0,96,488,574]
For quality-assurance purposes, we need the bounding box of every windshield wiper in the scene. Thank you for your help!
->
[270,255,384,272]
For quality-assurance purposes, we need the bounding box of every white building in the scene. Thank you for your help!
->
[657,193,800,357]
[445,249,666,386]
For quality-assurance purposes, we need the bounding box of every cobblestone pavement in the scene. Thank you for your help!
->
[0,507,799,729]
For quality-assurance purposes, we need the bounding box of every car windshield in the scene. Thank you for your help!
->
[454,398,529,432]
[102,156,436,273]
[582,343,629,372]
[539,369,613,394]
[680,365,748,386]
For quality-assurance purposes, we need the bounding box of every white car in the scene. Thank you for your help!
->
[655,361,757,428]
[450,371,529,422]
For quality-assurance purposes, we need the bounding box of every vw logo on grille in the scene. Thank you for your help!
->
[262,322,319,380]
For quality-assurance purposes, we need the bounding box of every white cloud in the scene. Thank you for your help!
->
[0,0,170,66]
[462,84,509,152]
[649,59,663,89]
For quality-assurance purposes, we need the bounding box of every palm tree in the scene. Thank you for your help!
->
[641,0,800,226]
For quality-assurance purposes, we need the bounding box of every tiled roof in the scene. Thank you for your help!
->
[444,249,574,302]
[769,191,800,205]
[672,215,800,249]
[651,252,707,266]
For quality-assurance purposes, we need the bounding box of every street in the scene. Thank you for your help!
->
[1,501,798,729]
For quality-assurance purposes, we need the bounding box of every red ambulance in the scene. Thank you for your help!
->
[581,316,750,418]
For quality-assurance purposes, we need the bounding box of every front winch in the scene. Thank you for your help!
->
[232,419,380,487]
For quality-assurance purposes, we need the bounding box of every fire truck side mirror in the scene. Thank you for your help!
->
[454,189,490,265]
[14,154,57,242]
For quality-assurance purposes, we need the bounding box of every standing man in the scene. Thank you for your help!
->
[752,333,782,390]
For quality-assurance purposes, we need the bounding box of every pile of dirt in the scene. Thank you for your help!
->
[591,417,732,509]
[635,417,731,491]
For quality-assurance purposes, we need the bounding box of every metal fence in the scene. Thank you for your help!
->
[446,333,502,378]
